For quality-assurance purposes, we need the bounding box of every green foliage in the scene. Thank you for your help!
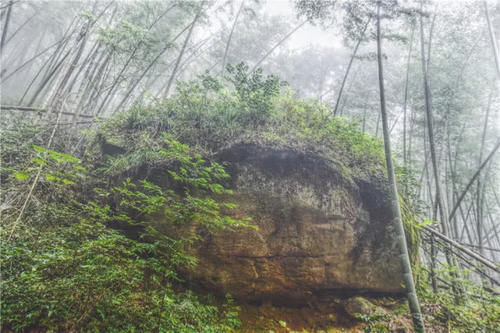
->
[399,194,421,266]
[295,0,338,23]
[270,92,384,168]
[295,0,413,44]
[355,312,392,333]
[1,67,397,333]
[31,144,86,185]
[0,122,45,179]
[4,142,85,187]
[225,63,283,127]
[1,221,242,332]
[97,63,384,178]
[1,131,245,331]
[416,266,500,332]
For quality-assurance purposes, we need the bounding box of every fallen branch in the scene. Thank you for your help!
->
[460,242,500,253]
[1,105,97,119]
[422,225,499,273]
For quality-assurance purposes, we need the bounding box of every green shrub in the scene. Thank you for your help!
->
[1,134,246,332]
[95,63,384,179]
[1,66,400,332]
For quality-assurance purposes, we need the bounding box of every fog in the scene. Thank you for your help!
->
[1,1,500,330]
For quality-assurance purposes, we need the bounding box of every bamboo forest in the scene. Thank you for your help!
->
[1,0,499,332]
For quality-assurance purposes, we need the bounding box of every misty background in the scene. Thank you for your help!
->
[1,0,500,262]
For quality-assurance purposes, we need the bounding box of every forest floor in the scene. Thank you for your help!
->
[235,297,423,332]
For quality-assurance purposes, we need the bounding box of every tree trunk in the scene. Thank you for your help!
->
[423,225,499,274]
[333,17,370,116]
[419,10,451,238]
[448,139,500,222]
[403,25,415,166]
[475,94,491,255]
[94,3,176,116]
[0,0,14,54]
[2,37,66,82]
[164,6,203,97]
[108,20,195,115]
[419,6,464,301]
[484,1,500,79]
[430,234,437,293]
[250,20,307,73]
[27,49,72,107]
[4,11,37,48]
[221,0,244,76]
[48,21,92,112]
[375,3,425,331]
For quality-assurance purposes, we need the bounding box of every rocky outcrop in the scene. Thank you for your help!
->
[178,143,404,304]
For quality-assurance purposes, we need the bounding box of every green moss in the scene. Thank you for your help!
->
[399,194,421,267]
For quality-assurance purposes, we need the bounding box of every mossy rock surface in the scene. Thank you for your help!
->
[94,83,420,305]
[157,143,406,304]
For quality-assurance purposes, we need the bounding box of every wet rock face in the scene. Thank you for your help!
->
[184,144,404,304]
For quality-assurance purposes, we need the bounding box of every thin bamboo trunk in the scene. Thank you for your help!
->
[403,26,415,166]
[423,225,499,274]
[333,17,370,116]
[484,1,500,79]
[43,16,79,81]
[221,0,244,76]
[4,11,36,46]
[64,41,101,96]
[73,48,110,112]
[448,139,500,222]
[48,21,92,112]
[419,7,452,238]
[0,0,14,54]
[475,94,492,255]
[430,234,437,293]
[94,4,176,115]
[164,6,203,97]
[250,20,308,73]
[2,38,65,81]
[106,20,195,116]
[27,49,72,106]
[419,8,464,301]
[375,3,424,331]
[337,64,360,116]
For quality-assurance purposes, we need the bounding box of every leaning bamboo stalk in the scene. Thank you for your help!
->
[250,20,308,73]
[221,0,244,76]
[1,104,96,118]
[0,0,14,54]
[27,49,72,106]
[449,139,500,222]
[4,11,37,46]
[93,3,176,116]
[375,3,424,331]
[163,5,203,98]
[422,226,499,273]
[8,99,66,241]
[107,20,195,115]
[333,17,371,116]
[484,1,500,79]
[2,38,66,81]
[419,7,451,238]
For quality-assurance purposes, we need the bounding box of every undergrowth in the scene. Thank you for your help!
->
[1,128,247,332]
[2,64,496,332]
[94,63,384,180]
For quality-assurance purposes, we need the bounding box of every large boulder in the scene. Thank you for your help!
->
[179,143,404,304]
